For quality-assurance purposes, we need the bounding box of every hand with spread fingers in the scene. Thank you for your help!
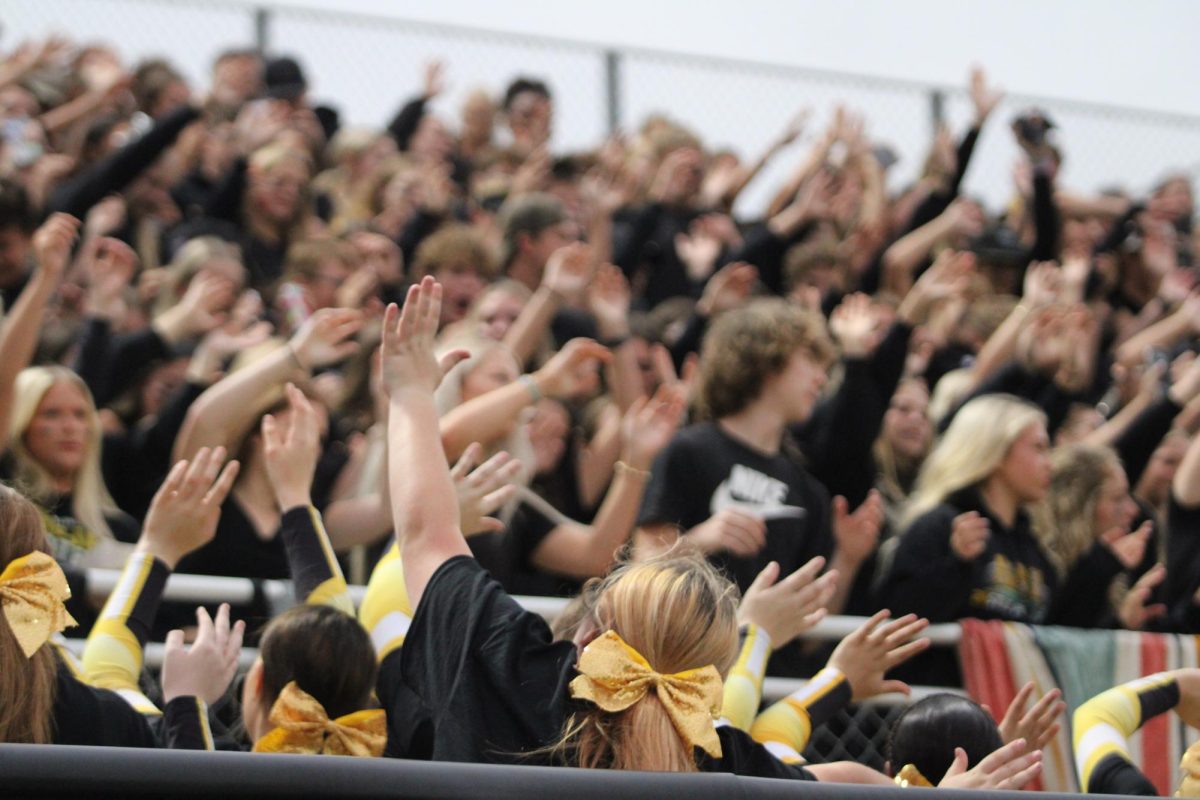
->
[262,383,322,511]
[939,738,1043,791]
[451,443,522,536]
[827,609,931,701]
[161,603,245,705]
[137,446,240,569]
[996,681,1066,751]
[380,277,467,397]
[737,556,838,649]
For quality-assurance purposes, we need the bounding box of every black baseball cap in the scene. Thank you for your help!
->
[263,56,307,101]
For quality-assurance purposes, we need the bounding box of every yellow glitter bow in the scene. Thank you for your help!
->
[569,629,724,758]
[252,681,386,757]
[894,763,934,788]
[0,552,77,658]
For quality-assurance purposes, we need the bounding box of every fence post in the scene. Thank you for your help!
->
[604,50,622,134]
[929,87,945,134]
[254,6,270,55]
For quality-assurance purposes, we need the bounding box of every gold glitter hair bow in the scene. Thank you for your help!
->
[0,551,77,658]
[569,629,724,758]
[252,681,386,757]
[894,763,934,788]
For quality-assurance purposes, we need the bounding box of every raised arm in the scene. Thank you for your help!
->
[262,383,353,612]
[83,448,238,715]
[172,307,362,461]
[438,337,610,464]
[0,213,79,453]
[1174,409,1200,509]
[382,278,472,608]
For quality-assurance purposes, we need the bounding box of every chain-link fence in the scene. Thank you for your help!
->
[7,0,1200,214]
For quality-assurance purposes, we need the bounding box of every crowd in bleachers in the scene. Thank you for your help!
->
[1,33,1199,792]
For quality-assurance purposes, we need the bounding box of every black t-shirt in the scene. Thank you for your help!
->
[399,555,814,779]
[50,656,158,747]
[467,501,579,597]
[376,649,434,760]
[637,422,834,594]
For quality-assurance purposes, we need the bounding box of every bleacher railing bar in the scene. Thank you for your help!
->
[0,744,1120,800]
[73,567,964,705]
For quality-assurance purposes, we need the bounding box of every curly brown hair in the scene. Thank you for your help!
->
[696,299,834,420]
[411,223,498,281]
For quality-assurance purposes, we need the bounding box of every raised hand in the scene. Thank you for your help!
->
[31,212,81,282]
[155,271,235,341]
[674,226,722,283]
[289,307,364,372]
[831,490,884,566]
[939,739,1042,790]
[138,447,240,568]
[829,293,886,358]
[82,237,138,319]
[587,263,632,339]
[450,443,521,536]
[1100,520,1153,570]
[697,261,757,317]
[161,604,245,705]
[261,383,321,511]
[1118,563,1168,630]
[969,65,1004,123]
[531,338,612,400]
[827,610,931,700]
[380,277,464,397]
[996,681,1065,751]
[737,557,837,649]
[620,383,687,470]
[543,242,595,302]
[950,510,990,561]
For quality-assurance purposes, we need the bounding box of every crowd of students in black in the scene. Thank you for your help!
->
[0,32,1199,792]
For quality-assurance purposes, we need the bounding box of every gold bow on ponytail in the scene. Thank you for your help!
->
[569,630,724,758]
[0,552,77,658]
[252,681,386,757]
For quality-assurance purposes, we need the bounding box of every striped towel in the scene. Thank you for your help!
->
[959,619,1200,795]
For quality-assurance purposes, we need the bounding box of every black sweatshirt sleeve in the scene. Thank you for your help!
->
[49,105,202,219]
[202,156,248,223]
[879,506,976,623]
[668,310,709,372]
[1112,396,1181,487]
[906,126,981,232]
[278,505,351,610]
[1029,170,1060,263]
[1049,543,1123,627]
[70,317,114,403]
[801,358,884,506]
[612,202,666,281]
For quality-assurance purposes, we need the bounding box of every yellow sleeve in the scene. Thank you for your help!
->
[357,543,413,662]
[719,624,771,730]
[750,667,851,763]
[80,551,165,715]
[1073,671,1177,793]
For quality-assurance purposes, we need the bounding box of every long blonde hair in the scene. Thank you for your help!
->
[554,552,739,771]
[0,485,60,743]
[9,366,120,540]
[904,394,1047,527]
[1032,444,1122,575]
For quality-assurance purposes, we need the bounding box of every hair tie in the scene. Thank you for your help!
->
[252,681,385,757]
[0,552,77,658]
[569,629,724,758]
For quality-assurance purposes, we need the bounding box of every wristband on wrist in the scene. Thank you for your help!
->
[614,460,651,481]
[517,374,543,403]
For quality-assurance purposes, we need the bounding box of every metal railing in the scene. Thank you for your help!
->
[76,566,964,706]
